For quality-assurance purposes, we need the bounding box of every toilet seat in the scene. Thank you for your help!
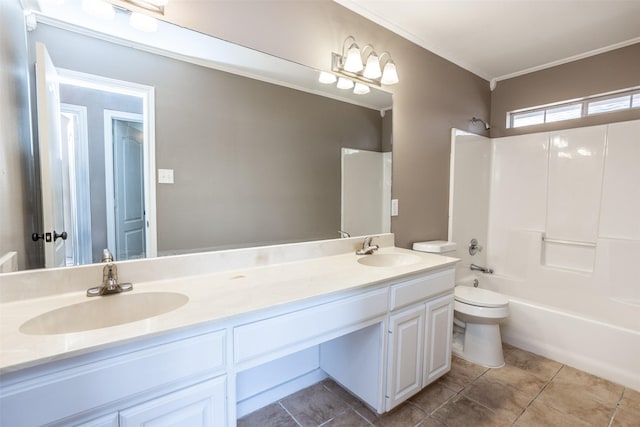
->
[454,286,509,308]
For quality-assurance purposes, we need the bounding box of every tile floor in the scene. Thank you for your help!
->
[237,344,640,426]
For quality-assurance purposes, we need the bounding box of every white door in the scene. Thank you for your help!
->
[386,305,424,410]
[423,294,454,385]
[113,119,146,260]
[35,42,67,268]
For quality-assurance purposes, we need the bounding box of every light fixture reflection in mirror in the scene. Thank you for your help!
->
[82,0,115,19]
[129,11,158,32]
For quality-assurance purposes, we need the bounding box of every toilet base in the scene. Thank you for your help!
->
[452,322,504,368]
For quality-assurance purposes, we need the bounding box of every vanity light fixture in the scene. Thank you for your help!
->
[332,36,399,87]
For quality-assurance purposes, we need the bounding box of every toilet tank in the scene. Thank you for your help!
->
[412,240,457,254]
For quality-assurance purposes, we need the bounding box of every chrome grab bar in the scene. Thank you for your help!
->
[541,237,596,248]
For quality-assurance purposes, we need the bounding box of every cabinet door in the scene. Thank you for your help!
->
[119,376,227,427]
[423,294,454,386]
[386,305,424,411]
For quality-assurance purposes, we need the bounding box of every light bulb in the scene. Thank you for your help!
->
[343,44,363,72]
[363,54,382,79]
[381,61,399,85]
[337,77,354,90]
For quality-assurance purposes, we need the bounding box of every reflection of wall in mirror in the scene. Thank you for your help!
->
[26,23,390,261]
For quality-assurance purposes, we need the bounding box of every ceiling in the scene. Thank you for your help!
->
[335,0,640,83]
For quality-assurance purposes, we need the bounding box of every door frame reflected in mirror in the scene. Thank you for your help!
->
[56,67,157,262]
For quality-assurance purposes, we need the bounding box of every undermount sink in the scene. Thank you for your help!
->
[20,292,189,335]
[357,253,421,267]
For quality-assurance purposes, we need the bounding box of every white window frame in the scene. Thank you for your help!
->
[507,87,640,129]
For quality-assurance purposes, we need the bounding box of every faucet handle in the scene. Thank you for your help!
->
[469,238,483,256]
[102,248,114,263]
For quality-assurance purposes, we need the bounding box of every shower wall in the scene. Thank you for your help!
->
[450,120,640,389]
[448,129,490,277]
[487,119,640,307]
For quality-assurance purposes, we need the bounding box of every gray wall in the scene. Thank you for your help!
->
[0,0,38,270]
[29,24,384,255]
[59,86,142,262]
[162,0,492,248]
[491,43,640,137]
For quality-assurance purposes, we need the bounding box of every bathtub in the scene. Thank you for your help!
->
[456,274,640,391]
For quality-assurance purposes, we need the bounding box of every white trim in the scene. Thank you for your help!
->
[494,37,640,82]
[58,69,157,260]
[60,103,92,265]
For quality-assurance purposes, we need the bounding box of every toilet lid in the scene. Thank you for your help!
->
[454,286,509,308]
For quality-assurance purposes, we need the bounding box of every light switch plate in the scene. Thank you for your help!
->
[391,199,398,216]
[158,169,174,184]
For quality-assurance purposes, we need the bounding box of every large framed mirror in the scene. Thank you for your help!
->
[14,0,393,271]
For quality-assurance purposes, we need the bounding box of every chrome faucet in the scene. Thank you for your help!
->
[87,249,133,297]
[338,230,351,238]
[356,236,379,255]
[470,263,493,274]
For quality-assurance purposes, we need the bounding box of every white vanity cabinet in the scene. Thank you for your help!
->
[0,329,227,427]
[118,377,227,426]
[76,377,226,427]
[385,269,455,411]
[1,261,457,426]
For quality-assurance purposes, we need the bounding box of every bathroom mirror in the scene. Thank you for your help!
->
[12,1,393,271]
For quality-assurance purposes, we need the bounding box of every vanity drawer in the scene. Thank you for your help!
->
[234,288,388,364]
[389,268,454,311]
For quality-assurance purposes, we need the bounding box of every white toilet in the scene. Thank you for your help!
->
[412,240,510,368]
[453,286,509,367]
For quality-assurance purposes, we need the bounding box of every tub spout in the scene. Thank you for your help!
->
[470,263,493,274]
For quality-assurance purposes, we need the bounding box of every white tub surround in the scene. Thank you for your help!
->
[0,234,458,426]
[449,120,640,392]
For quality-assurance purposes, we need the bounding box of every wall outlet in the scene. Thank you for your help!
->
[391,199,398,216]
[158,169,174,184]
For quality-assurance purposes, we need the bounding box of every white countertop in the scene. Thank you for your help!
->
[0,245,457,374]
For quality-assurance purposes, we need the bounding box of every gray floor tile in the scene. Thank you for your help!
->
[514,399,592,427]
[431,395,512,427]
[321,408,372,426]
[503,347,562,382]
[281,382,351,427]
[461,375,532,423]
[237,403,299,427]
[535,381,616,426]
[410,381,456,414]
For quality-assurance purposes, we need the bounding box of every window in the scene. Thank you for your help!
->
[587,95,631,115]
[508,87,640,129]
